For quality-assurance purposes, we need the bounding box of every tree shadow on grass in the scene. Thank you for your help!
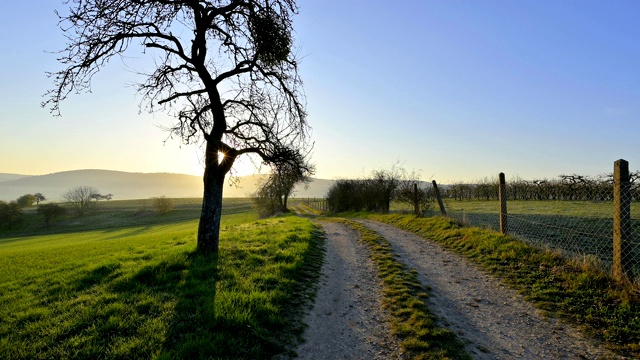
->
[95,250,223,359]
[48,250,220,359]
[156,252,222,359]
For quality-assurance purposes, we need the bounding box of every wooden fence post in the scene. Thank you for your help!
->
[613,159,632,284]
[432,180,447,216]
[499,172,508,234]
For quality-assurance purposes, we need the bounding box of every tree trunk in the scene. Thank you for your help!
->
[197,148,226,255]
[282,194,289,212]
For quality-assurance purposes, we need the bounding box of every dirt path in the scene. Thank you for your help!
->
[285,210,623,359]
[358,219,623,360]
[289,220,404,359]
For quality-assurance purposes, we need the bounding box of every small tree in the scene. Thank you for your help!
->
[251,179,280,218]
[90,193,113,201]
[63,186,100,216]
[396,182,433,217]
[252,155,313,216]
[16,194,37,208]
[152,196,174,215]
[0,201,23,229]
[37,203,67,227]
[34,193,47,205]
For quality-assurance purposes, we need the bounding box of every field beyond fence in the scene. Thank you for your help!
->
[443,200,640,282]
[438,160,640,286]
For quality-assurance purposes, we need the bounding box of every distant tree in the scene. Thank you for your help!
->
[251,183,279,218]
[34,193,46,205]
[37,203,67,227]
[254,158,314,214]
[90,193,113,201]
[0,201,23,229]
[44,0,310,255]
[396,170,433,217]
[363,166,404,213]
[16,194,37,208]
[273,161,314,212]
[152,196,174,215]
[63,186,100,216]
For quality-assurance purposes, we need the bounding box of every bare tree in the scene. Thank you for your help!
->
[252,156,313,215]
[90,193,114,201]
[396,170,433,217]
[43,1,309,255]
[63,186,99,217]
[152,196,174,215]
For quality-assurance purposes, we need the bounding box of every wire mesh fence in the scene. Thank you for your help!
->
[443,161,640,285]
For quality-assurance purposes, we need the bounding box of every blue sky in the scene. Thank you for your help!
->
[1,1,639,183]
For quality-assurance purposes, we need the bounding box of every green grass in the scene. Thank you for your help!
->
[442,199,640,217]
[328,218,469,360]
[0,203,324,359]
[439,200,640,281]
[364,214,640,357]
[0,198,253,238]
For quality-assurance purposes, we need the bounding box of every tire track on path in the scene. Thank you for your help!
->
[287,220,404,359]
[358,219,623,360]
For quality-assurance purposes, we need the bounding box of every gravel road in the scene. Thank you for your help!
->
[358,220,623,360]
[286,215,624,359]
[290,221,405,359]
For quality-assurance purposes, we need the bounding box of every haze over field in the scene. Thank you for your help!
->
[1,1,640,183]
[0,170,333,202]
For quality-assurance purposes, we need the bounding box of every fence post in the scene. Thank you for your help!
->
[499,172,508,234]
[432,180,447,216]
[613,159,632,284]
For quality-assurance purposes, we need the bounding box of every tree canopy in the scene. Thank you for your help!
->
[44,0,311,254]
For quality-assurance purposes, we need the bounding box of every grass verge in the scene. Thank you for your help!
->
[365,213,640,357]
[0,212,324,359]
[328,218,469,360]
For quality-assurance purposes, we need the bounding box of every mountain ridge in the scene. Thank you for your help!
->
[0,169,333,202]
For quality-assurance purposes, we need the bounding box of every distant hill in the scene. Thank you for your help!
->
[0,174,33,183]
[0,170,333,202]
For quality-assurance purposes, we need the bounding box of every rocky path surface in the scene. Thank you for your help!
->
[287,210,623,359]
[359,220,623,360]
[291,221,404,359]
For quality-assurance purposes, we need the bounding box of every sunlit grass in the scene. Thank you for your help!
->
[441,199,640,218]
[0,208,324,359]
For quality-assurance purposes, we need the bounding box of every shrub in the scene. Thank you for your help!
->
[251,181,280,218]
[152,196,174,215]
[0,201,23,229]
[37,203,67,227]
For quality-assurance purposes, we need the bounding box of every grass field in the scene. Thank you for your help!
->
[0,199,324,359]
[1,198,253,237]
